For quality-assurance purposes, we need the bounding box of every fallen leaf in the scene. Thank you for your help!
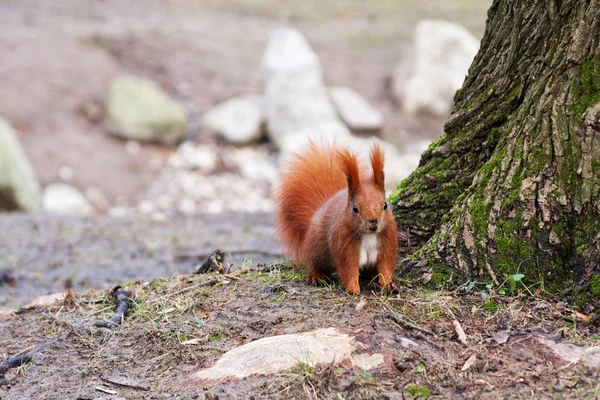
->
[491,330,510,345]
[355,298,367,312]
[461,354,477,371]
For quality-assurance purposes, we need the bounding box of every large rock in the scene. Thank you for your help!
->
[42,183,94,216]
[202,96,263,144]
[394,20,479,116]
[187,327,384,384]
[329,86,384,132]
[0,118,41,211]
[106,75,188,145]
[262,27,350,150]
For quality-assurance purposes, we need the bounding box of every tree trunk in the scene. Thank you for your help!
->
[390,0,600,304]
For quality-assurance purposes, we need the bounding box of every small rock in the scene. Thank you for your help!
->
[329,86,383,132]
[394,20,479,116]
[262,27,350,149]
[42,183,94,215]
[0,118,41,211]
[106,75,188,145]
[202,97,263,144]
[167,142,218,172]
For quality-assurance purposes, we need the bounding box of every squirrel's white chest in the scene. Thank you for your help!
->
[359,234,378,268]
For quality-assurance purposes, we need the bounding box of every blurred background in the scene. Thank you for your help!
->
[0,0,491,218]
[0,0,491,304]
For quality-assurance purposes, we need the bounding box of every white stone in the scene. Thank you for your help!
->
[168,142,218,172]
[191,328,359,382]
[233,147,279,184]
[42,183,94,215]
[202,97,263,144]
[262,27,350,149]
[329,86,383,132]
[394,20,479,116]
[0,118,41,211]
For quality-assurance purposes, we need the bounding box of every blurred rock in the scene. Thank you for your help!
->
[0,118,41,211]
[329,86,383,132]
[106,75,188,145]
[233,147,279,184]
[143,144,275,215]
[394,20,479,116]
[42,183,94,215]
[262,27,349,152]
[167,142,218,172]
[202,97,263,144]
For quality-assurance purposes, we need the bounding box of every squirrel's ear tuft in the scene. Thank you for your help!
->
[370,143,385,191]
[337,149,360,199]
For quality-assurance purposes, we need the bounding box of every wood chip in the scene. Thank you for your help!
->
[95,386,117,395]
[452,320,468,346]
[461,353,477,372]
[355,298,367,312]
[181,338,203,345]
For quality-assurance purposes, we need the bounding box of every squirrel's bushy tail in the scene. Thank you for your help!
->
[275,141,349,260]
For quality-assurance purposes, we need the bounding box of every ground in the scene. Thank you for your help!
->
[1,257,599,399]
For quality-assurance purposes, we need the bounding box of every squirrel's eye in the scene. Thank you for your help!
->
[384,202,388,210]
[353,205,359,213]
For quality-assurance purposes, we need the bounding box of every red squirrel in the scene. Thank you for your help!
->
[275,141,398,294]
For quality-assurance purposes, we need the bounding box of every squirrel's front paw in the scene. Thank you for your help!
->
[344,281,361,295]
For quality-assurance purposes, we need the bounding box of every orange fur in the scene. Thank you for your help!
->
[275,141,399,294]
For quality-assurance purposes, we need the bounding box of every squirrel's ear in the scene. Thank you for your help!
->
[337,149,360,199]
[370,143,385,192]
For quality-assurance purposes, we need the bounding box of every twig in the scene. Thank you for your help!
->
[452,320,469,346]
[385,305,435,336]
[0,333,69,374]
[177,249,282,261]
[100,374,150,391]
[93,289,130,329]
[169,277,219,297]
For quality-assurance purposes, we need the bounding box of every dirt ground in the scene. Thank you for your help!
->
[1,266,599,399]
[0,0,490,207]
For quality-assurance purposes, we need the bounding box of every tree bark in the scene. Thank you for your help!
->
[390,0,600,303]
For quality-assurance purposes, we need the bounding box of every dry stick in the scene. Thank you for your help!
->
[100,374,150,391]
[384,304,435,336]
[452,320,469,346]
[0,333,69,374]
[93,289,130,329]
[177,249,282,261]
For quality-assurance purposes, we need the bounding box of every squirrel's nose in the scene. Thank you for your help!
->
[368,219,378,232]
